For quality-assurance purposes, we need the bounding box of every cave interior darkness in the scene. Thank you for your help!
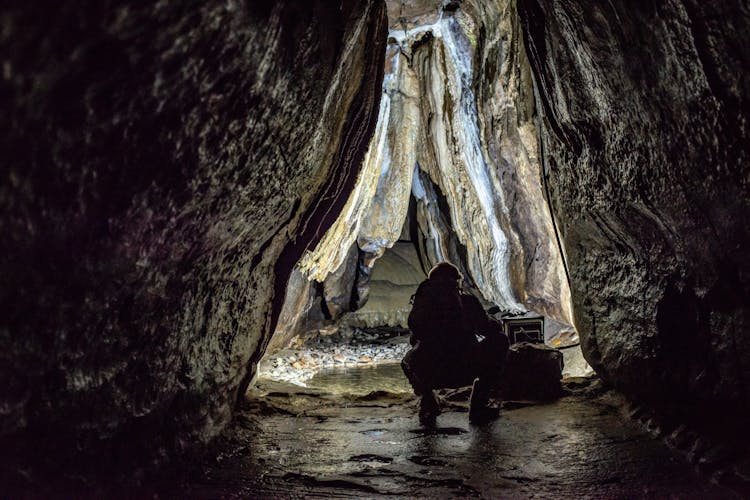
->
[1,0,749,497]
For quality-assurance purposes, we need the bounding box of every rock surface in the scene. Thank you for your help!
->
[4,0,749,484]
[144,379,732,497]
[518,0,750,420]
[0,0,387,466]
[470,0,574,324]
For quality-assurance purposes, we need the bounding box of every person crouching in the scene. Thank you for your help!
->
[401,262,509,425]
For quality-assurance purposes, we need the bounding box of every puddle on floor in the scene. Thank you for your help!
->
[306,362,412,396]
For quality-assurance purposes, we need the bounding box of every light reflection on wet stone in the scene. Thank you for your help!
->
[307,363,412,396]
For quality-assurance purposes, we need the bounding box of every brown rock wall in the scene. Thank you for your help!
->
[518,0,750,417]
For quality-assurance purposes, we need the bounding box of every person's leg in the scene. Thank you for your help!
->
[480,332,510,381]
[469,378,496,423]
[401,344,429,395]
[418,389,440,426]
[402,344,440,425]
[469,333,509,423]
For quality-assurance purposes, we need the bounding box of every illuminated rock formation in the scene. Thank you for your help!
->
[279,0,574,347]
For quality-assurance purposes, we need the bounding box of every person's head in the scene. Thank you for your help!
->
[428,262,462,286]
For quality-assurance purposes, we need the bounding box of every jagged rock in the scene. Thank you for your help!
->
[266,269,325,354]
[323,243,360,320]
[499,342,564,401]
[386,0,444,30]
[357,41,421,256]
[517,0,750,421]
[0,0,387,465]
[469,0,575,325]
[4,0,748,479]
[354,249,378,310]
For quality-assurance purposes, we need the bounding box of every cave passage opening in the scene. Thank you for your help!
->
[252,0,591,399]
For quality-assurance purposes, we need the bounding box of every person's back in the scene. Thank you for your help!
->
[407,273,469,353]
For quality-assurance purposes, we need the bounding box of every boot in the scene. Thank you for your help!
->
[469,378,499,424]
[419,390,440,426]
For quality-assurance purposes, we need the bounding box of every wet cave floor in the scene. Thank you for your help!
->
[161,367,732,498]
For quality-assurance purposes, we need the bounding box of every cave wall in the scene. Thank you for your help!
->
[469,0,574,324]
[0,0,386,466]
[518,0,750,416]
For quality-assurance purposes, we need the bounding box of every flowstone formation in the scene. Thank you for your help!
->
[0,0,386,468]
[518,0,750,422]
[272,0,575,350]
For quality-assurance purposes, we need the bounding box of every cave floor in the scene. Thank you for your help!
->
[162,373,732,498]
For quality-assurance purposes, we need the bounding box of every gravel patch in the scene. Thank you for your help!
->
[258,328,411,387]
